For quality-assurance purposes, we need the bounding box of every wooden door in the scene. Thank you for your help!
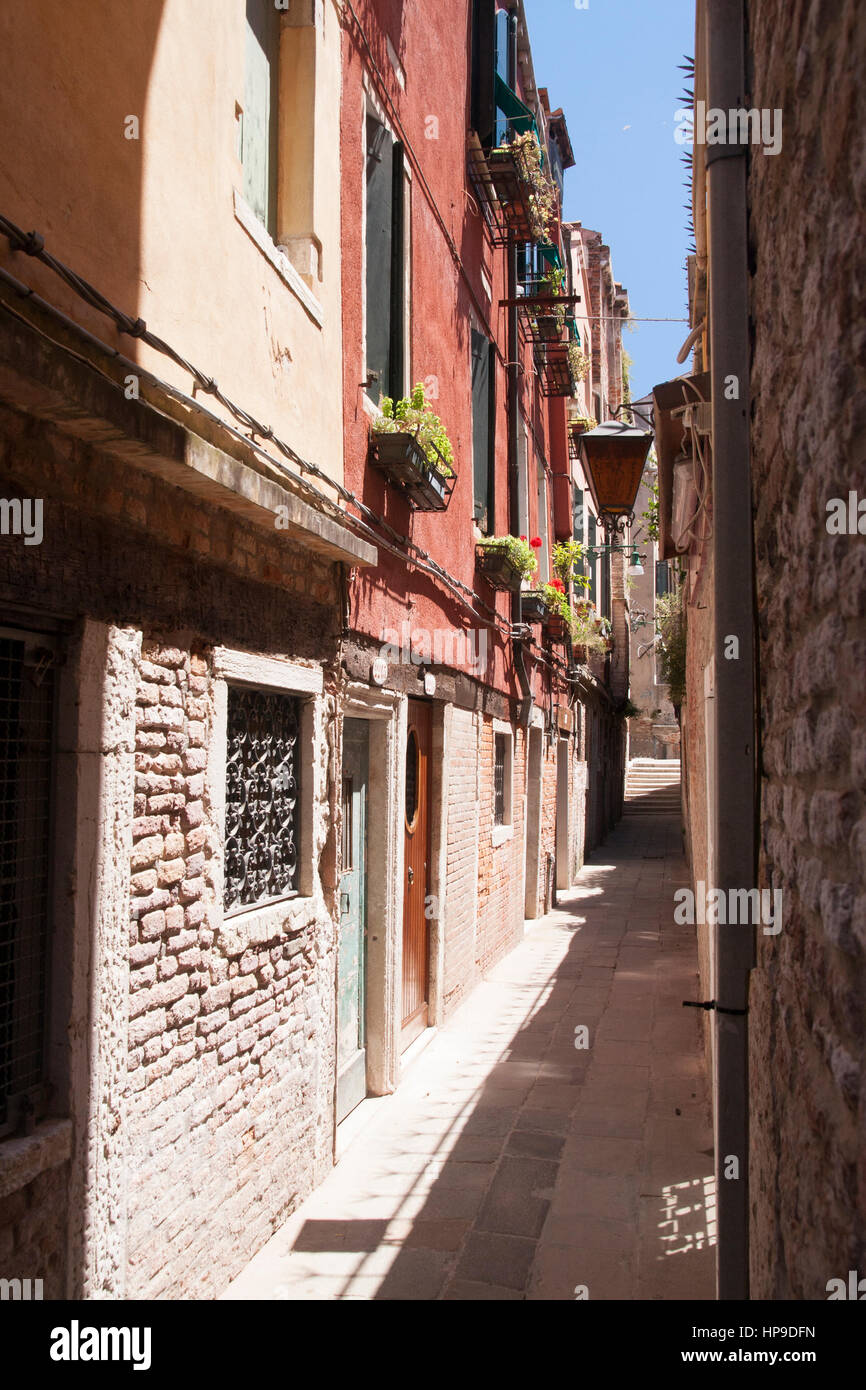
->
[337,719,369,1123]
[402,700,431,1050]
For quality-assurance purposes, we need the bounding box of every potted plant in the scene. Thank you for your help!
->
[370,383,456,511]
[476,534,538,592]
[539,578,572,642]
[536,267,566,342]
[568,341,591,385]
[519,589,550,624]
[487,130,557,244]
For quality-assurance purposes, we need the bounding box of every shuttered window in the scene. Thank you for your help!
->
[471,329,496,531]
[587,513,598,606]
[365,115,405,404]
[241,0,280,237]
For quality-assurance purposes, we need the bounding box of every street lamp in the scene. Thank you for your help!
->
[578,418,653,536]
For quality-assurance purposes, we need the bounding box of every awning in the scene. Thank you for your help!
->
[494,73,540,144]
[538,242,562,270]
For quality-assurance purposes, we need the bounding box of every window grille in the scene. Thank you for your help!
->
[494,732,507,826]
[224,687,300,913]
[0,633,55,1137]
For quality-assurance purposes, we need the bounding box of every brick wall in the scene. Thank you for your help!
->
[746,0,866,1297]
[442,708,480,1014]
[125,640,336,1298]
[475,719,527,976]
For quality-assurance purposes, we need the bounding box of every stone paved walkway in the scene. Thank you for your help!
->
[223,811,715,1301]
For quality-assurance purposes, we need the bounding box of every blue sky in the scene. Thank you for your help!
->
[524,0,695,404]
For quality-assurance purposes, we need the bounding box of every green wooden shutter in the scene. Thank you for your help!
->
[366,115,394,404]
[242,0,279,237]
[470,0,496,150]
[472,330,495,531]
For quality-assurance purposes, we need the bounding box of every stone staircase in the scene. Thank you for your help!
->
[624,758,681,815]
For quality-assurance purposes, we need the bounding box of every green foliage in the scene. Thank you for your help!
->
[552,540,591,591]
[640,449,659,541]
[539,582,571,622]
[618,697,642,720]
[568,342,590,383]
[656,588,686,707]
[477,534,538,580]
[498,130,558,243]
[374,383,454,476]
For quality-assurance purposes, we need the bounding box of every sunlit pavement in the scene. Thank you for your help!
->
[223,812,715,1301]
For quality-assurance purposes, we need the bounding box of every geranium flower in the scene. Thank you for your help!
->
[530,536,542,548]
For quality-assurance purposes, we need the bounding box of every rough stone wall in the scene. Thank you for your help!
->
[0,1161,68,1299]
[125,639,336,1298]
[747,0,866,1298]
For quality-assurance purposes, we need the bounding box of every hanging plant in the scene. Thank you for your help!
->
[500,130,558,244]
[568,342,591,383]
[476,534,538,581]
[373,383,454,476]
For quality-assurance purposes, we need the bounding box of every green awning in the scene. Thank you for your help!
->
[538,242,562,270]
[494,73,539,142]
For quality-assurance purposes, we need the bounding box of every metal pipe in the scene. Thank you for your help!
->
[705,0,757,1301]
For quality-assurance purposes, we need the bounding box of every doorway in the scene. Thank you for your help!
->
[337,718,369,1123]
[401,700,431,1050]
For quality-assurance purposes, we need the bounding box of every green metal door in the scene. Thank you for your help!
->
[337,719,369,1123]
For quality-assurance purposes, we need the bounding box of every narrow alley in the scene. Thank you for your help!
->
[225,792,714,1301]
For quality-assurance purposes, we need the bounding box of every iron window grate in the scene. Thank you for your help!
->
[224,686,301,914]
[494,732,507,826]
[0,634,55,1136]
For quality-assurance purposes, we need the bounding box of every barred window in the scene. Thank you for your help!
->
[224,686,301,913]
[494,732,507,826]
[0,630,56,1139]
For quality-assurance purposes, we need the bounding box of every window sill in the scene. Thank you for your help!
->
[492,824,514,847]
[0,1117,73,1200]
[217,893,319,958]
[233,190,323,328]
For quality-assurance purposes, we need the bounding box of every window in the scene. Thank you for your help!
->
[224,686,301,913]
[365,113,405,404]
[405,728,419,830]
[656,560,670,597]
[470,1,517,150]
[241,0,280,237]
[492,723,513,835]
[572,485,585,548]
[536,462,550,581]
[0,630,56,1138]
[587,512,598,606]
[471,329,496,531]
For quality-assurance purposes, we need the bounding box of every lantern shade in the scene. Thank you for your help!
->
[579,420,653,529]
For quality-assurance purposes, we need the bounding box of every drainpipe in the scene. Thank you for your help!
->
[705,0,756,1301]
[504,10,531,728]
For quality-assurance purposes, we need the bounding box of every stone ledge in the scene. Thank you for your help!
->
[218,895,325,957]
[0,1118,73,1200]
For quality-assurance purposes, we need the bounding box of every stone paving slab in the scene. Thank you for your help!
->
[223,812,715,1302]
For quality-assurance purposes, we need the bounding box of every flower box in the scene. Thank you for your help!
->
[520,590,550,624]
[476,545,526,593]
[543,612,569,642]
[370,431,455,512]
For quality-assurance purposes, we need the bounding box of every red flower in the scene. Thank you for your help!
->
[530,536,542,548]
[519,534,527,542]
[551,578,565,592]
